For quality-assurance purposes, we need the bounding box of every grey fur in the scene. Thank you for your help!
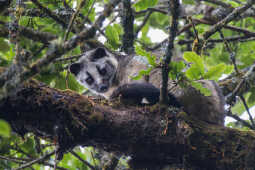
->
[70,48,119,98]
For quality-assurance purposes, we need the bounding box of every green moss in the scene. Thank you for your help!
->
[88,112,104,124]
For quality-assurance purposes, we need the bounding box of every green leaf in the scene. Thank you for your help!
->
[105,25,120,49]
[0,120,11,138]
[183,52,204,75]
[141,23,149,37]
[5,44,15,61]
[131,68,152,80]
[204,63,226,81]
[169,61,185,80]
[248,88,255,104]
[228,1,240,7]
[185,65,202,80]
[191,81,212,96]
[135,46,156,67]
[67,72,85,92]
[231,92,255,115]
[113,24,123,35]
[170,61,185,73]
[134,0,158,11]
[0,38,10,53]
[139,23,152,44]
[20,137,36,157]
[149,13,169,29]
[182,0,195,4]
[224,65,234,74]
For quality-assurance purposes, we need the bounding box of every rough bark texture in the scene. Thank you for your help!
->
[1,80,255,169]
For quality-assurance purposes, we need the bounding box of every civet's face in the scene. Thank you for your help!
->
[69,48,118,94]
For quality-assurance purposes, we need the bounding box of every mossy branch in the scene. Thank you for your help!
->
[1,80,255,169]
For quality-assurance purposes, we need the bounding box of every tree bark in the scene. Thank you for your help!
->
[1,80,255,169]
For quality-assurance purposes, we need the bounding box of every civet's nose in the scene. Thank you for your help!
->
[98,84,108,92]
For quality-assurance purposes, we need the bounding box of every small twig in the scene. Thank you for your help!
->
[64,0,86,41]
[0,155,24,164]
[135,10,153,37]
[65,70,69,89]
[32,44,48,58]
[135,7,168,15]
[202,0,255,41]
[199,0,233,9]
[188,16,204,54]
[240,95,255,128]
[226,78,246,105]
[79,0,96,28]
[145,38,168,51]
[63,0,70,9]
[54,146,58,170]
[0,155,67,170]
[90,149,97,166]
[218,30,232,53]
[188,17,199,41]
[220,63,255,101]
[224,25,255,36]
[54,54,83,63]
[31,0,69,29]
[70,150,96,170]
[102,13,120,31]
[0,21,57,44]
[10,145,33,158]
[226,110,254,130]
[218,30,239,74]
[178,36,255,45]
[86,0,96,19]
[147,14,255,51]
[13,151,55,170]
[177,18,255,40]
[184,20,193,51]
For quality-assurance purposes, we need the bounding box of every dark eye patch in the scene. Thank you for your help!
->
[91,48,107,61]
[97,65,107,76]
[69,63,82,76]
[85,72,94,85]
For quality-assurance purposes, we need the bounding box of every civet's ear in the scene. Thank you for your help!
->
[90,47,107,61]
[69,63,82,76]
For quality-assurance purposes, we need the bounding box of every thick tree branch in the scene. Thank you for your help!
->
[1,80,255,169]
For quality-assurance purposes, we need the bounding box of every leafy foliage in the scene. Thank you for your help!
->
[134,0,158,11]
[105,24,122,49]
[0,119,11,138]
